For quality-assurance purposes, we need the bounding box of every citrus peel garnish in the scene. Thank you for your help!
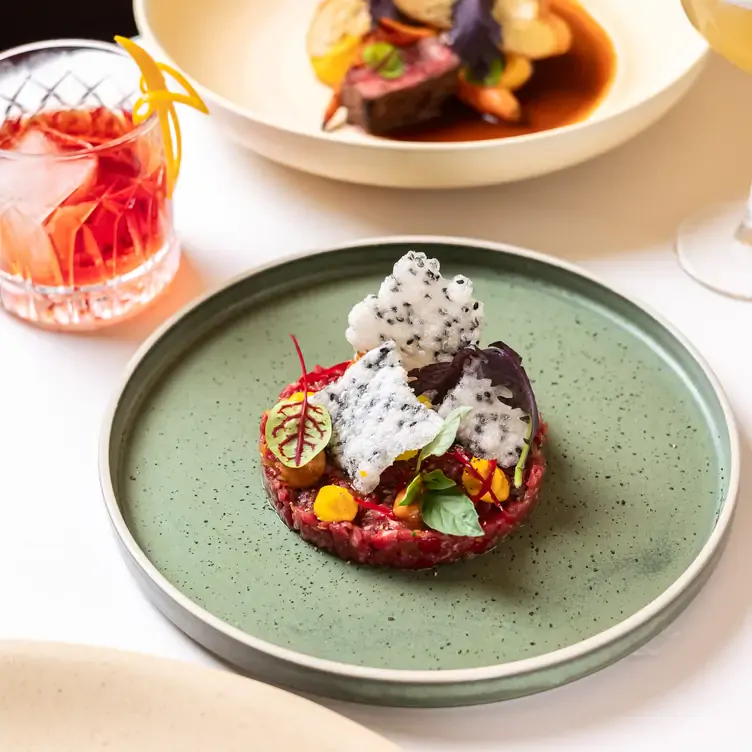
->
[114,37,208,198]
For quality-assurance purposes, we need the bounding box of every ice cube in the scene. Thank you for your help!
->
[0,204,63,286]
[45,201,99,283]
[14,128,60,155]
[0,130,97,224]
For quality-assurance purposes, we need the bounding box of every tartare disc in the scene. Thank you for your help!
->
[101,238,738,707]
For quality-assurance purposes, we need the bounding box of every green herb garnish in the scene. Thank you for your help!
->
[397,406,485,537]
[363,42,405,80]
[418,406,472,465]
[514,421,533,489]
[422,469,457,491]
[400,474,423,507]
[399,469,456,507]
[422,488,484,537]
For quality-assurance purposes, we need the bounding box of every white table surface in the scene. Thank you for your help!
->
[2,53,751,751]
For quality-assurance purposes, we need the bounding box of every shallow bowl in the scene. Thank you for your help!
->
[135,0,708,188]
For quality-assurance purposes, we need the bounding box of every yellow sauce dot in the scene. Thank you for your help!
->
[418,395,432,407]
[314,486,359,522]
[462,458,510,503]
[359,470,368,477]
[396,449,419,462]
[288,391,315,403]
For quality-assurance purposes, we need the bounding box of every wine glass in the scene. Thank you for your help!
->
[678,0,752,298]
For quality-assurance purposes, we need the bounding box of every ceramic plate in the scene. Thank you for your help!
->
[100,238,738,707]
[134,0,707,188]
[0,641,400,750]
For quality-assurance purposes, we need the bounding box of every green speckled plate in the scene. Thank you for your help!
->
[100,238,738,708]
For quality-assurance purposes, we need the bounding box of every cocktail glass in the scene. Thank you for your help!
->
[0,40,179,329]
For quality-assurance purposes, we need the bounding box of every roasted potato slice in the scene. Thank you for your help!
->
[501,13,572,59]
[307,0,371,58]
[500,53,534,91]
[394,0,455,28]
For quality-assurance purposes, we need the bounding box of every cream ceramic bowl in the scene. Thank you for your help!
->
[135,0,708,188]
[0,641,401,751]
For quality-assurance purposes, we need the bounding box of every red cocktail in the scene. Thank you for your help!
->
[0,41,180,329]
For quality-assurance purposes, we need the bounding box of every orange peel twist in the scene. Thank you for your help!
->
[114,36,209,198]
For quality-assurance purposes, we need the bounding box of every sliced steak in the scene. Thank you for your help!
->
[341,37,461,135]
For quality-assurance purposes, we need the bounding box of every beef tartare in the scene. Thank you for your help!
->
[259,251,547,569]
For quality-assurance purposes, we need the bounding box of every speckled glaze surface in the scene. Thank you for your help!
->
[0,641,400,750]
[101,238,738,707]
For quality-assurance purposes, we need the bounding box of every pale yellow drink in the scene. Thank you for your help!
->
[677,0,752,298]
[682,0,752,72]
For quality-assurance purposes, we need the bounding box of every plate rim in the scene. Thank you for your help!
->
[133,0,709,153]
[0,639,402,750]
[99,234,739,687]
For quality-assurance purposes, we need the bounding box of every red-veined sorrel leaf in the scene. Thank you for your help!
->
[264,335,333,468]
[265,397,332,468]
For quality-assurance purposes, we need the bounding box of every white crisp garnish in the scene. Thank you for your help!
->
[310,342,443,493]
[346,251,484,371]
[438,370,530,468]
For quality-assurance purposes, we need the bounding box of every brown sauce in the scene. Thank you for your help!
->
[389,0,616,143]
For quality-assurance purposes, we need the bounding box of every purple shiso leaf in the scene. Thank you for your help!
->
[483,341,539,442]
[408,341,540,446]
[368,0,398,23]
[409,342,539,487]
[407,349,476,405]
[482,341,539,487]
[448,0,503,80]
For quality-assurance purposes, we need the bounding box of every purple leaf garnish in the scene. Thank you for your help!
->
[408,342,539,440]
[368,0,398,23]
[483,341,539,441]
[407,349,477,405]
[448,0,503,80]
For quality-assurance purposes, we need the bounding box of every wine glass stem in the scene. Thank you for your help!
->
[736,183,752,245]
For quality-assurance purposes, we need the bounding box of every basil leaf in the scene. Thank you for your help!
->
[419,406,472,463]
[265,398,332,468]
[400,474,423,506]
[422,489,484,537]
[422,469,457,491]
[363,42,405,79]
